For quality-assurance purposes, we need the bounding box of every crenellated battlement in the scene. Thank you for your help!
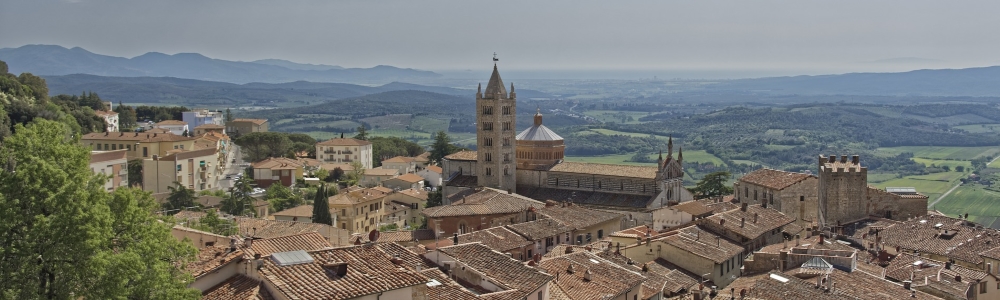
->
[818,154,867,174]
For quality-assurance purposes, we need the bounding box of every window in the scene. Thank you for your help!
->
[111,144,117,150]
[503,166,509,176]
[503,138,510,146]
[483,122,493,131]
[502,122,511,131]
[754,190,758,200]
[502,106,511,115]
[484,153,492,162]
[483,106,493,115]
[97,144,102,150]
[800,196,805,202]
[598,230,604,238]
[485,168,492,176]
[484,138,493,147]
[143,147,148,157]
[982,282,988,294]
[770,193,774,205]
[503,153,510,163]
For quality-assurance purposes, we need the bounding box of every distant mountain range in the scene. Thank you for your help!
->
[42,74,552,107]
[0,45,440,84]
[715,66,1000,96]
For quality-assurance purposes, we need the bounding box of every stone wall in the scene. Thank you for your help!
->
[866,187,928,221]
[545,172,658,196]
[819,155,869,227]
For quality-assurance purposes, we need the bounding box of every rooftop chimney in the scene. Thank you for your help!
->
[741,203,748,212]
[583,269,592,281]
[565,246,574,254]
[390,254,403,265]
[324,262,349,277]
[741,217,746,228]
[903,280,912,290]
[754,213,759,224]
[955,275,962,282]
[453,233,459,245]
[567,263,576,274]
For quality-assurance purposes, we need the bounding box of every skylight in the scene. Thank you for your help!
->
[271,250,314,266]
[769,274,789,283]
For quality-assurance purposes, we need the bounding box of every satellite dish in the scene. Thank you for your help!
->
[369,229,380,243]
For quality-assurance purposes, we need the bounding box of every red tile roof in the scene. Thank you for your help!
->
[395,173,425,183]
[549,161,659,179]
[260,245,428,300]
[231,118,268,125]
[538,204,622,231]
[187,246,244,278]
[454,227,532,253]
[444,150,477,161]
[738,168,815,190]
[316,138,371,146]
[201,274,274,300]
[703,204,796,240]
[423,188,545,218]
[89,150,128,164]
[248,232,332,256]
[670,200,714,217]
[506,219,574,241]
[659,226,743,264]
[436,243,554,298]
[538,251,646,300]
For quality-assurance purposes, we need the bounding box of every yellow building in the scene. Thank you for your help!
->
[225,118,268,137]
[328,187,392,233]
[82,131,195,160]
[142,148,221,193]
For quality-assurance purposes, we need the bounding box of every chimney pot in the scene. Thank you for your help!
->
[741,203,748,212]
[903,280,912,290]
[754,213,758,224]
[583,269,592,281]
[741,217,746,228]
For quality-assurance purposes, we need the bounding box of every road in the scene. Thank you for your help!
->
[929,154,1000,208]
[218,145,246,191]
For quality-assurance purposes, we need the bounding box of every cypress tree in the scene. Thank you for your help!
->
[312,184,333,225]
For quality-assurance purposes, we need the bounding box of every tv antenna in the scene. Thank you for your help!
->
[493,52,499,62]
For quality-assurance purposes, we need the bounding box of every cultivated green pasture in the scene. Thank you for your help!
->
[953,124,1000,134]
[872,177,955,203]
[875,146,999,160]
[933,185,1000,227]
[912,158,972,170]
[867,173,900,183]
[582,110,649,124]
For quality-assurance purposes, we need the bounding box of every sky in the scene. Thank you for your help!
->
[2,0,999,76]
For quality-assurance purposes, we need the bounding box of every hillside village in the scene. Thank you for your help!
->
[68,64,1000,300]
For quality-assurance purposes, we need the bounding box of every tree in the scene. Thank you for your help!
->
[16,72,49,104]
[128,159,143,187]
[426,190,443,208]
[233,132,293,162]
[266,183,302,212]
[191,210,238,236]
[353,125,368,141]
[690,171,733,199]
[429,130,459,164]
[222,174,256,217]
[314,168,329,182]
[943,165,951,172]
[0,119,199,299]
[348,160,365,186]
[114,101,137,130]
[956,166,965,172]
[165,181,197,214]
[225,108,234,122]
[182,129,189,137]
[330,167,345,182]
[312,184,333,225]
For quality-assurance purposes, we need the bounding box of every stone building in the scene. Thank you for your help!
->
[475,64,518,193]
[866,186,928,220]
[818,155,870,228]
[734,168,818,226]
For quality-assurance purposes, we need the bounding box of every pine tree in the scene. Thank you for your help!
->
[312,184,333,225]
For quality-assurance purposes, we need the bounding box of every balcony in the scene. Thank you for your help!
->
[324,150,337,154]
[341,150,353,154]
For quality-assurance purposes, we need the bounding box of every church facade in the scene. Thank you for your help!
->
[442,64,693,213]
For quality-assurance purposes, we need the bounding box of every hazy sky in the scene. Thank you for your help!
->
[2,0,999,73]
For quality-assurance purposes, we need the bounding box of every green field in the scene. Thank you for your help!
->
[589,129,669,139]
[410,116,450,133]
[872,177,955,203]
[563,153,657,166]
[933,184,1000,228]
[764,144,795,151]
[361,114,412,130]
[912,158,972,169]
[875,146,999,160]
[281,120,360,130]
[867,173,899,183]
[989,159,1000,168]
[731,160,763,167]
[954,124,1000,134]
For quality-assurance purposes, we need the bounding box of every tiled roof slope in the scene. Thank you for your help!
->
[738,168,815,190]
[270,204,313,218]
[89,150,128,163]
[187,246,244,278]
[248,232,332,256]
[423,188,544,218]
[703,204,795,240]
[885,252,987,299]
[436,243,554,298]
[420,268,481,300]
[853,214,1000,265]
[549,161,658,179]
[516,186,655,209]
[234,217,345,242]
[539,251,646,300]
[455,226,532,253]
[232,118,268,125]
[201,274,274,300]
[82,131,195,142]
[316,137,371,146]
[537,204,621,231]
[671,200,714,216]
[444,150,477,161]
[260,245,427,300]
[506,219,573,241]
[659,226,743,264]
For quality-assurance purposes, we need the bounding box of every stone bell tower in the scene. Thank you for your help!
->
[475,63,517,192]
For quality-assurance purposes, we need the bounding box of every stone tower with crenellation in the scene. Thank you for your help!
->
[475,64,517,193]
[818,154,868,228]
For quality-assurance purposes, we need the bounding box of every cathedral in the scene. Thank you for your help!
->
[442,63,693,213]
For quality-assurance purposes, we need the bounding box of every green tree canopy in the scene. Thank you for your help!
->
[222,174,256,217]
[0,119,198,299]
[426,190,443,208]
[233,132,293,162]
[690,171,734,199]
[266,183,302,212]
[164,181,198,214]
[429,130,460,164]
[353,125,368,141]
[312,184,333,225]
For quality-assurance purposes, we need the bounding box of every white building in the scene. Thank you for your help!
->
[95,110,119,132]
[182,110,224,129]
[90,150,128,191]
[153,120,189,136]
[315,138,373,170]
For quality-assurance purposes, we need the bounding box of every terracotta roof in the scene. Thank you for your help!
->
[160,147,218,161]
[549,161,659,179]
[608,225,655,239]
[444,150,477,161]
[94,110,118,117]
[145,128,171,134]
[395,173,425,183]
[233,217,346,243]
[516,186,656,209]
[173,211,207,223]
[194,124,225,129]
[738,168,815,190]
[703,204,796,240]
[193,139,217,150]
[201,274,274,300]
[316,138,371,146]
[538,251,646,300]
[436,243,554,298]
[670,200,714,217]
[885,252,986,299]
[756,235,857,255]
[592,251,699,298]
[397,188,428,200]
[89,150,128,164]
[259,245,428,300]
[319,163,354,172]
[327,187,391,206]
[155,120,187,126]
[248,232,332,256]
[420,268,481,300]
[187,246,244,278]
[350,230,436,245]
[364,168,399,176]
[453,226,532,253]
[423,188,545,218]
[446,175,478,188]
[425,165,443,174]
[537,204,622,231]
[231,118,268,125]
[850,215,1000,265]
[196,196,225,208]
[659,226,743,264]
[81,131,195,143]
[505,219,573,241]
[382,156,416,163]
[271,205,314,218]
[251,157,303,170]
